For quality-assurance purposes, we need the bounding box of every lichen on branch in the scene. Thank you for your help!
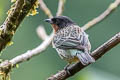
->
[0,0,38,53]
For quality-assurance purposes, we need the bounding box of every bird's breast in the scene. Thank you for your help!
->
[64,49,80,63]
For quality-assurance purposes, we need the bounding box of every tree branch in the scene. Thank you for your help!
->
[36,25,49,40]
[39,0,53,18]
[82,0,120,31]
[0,0,37,53]
[11,34,54,65]
[56,0,66,16]
[47,32,120,80]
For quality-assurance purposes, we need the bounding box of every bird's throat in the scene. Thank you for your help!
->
[52,24,59,33]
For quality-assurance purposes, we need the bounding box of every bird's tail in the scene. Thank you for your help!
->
[76,51,95,65]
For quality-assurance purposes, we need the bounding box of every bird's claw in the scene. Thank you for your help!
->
[64,64,71,76]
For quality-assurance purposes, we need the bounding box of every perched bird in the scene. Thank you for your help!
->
[45,16,95,66]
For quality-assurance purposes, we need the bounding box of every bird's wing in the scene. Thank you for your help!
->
[53,26,90,51]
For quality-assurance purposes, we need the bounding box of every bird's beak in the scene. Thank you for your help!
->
[44,19,53,24]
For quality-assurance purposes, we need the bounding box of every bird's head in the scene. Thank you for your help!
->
[44,16,75,32]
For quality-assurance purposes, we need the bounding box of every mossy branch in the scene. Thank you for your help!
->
[0,0,37,53]
[0,0,38,79]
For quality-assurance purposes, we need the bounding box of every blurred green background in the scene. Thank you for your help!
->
[0,0,120,80]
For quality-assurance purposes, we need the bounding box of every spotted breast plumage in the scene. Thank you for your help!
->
[45,16,95,65]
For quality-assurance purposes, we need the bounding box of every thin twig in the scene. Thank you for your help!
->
[82,0,120,31]
[39,0,53,18]
[56,0,66,16]
[36,25,49,40]
[10,33,54,65]
[47,32,120,80]
[0,33,54,67]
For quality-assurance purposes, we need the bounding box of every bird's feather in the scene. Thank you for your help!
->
[53,25,91,52]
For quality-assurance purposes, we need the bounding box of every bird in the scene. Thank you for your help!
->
[44,16,95,67]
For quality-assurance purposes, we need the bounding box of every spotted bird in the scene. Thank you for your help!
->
[45,16,95,66]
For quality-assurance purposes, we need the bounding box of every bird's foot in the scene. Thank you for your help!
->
[64,64,71,76]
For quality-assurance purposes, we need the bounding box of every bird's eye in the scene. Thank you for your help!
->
[52,18,59,24]
[52,18,56,22]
